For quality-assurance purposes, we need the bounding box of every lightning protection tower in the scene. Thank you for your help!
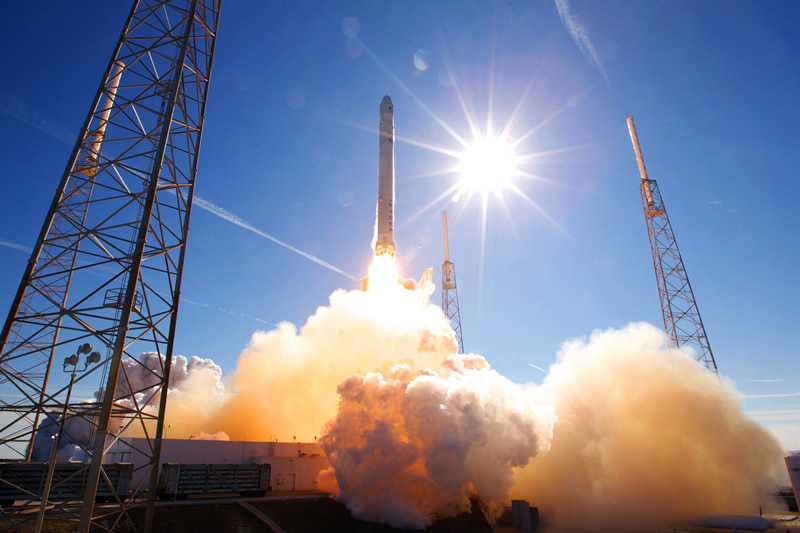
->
[0,1,220,532]
[441,211,465,354]
[626,116,718,373]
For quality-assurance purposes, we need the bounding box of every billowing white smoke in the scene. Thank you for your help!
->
[192,281,456,443]
[134,271,784,531]
[510,322,785,531]
[92,265,782,531]
[31,354,225,459]
[114,352,227,440]
[114,352,223,400]
[319,353,556,529]
[30,411,93,462]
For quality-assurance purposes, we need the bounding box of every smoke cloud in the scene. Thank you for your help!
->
[115,352,223,400]
[144,273,783,530]
[319,353,555,529]
[49,263,781,531]
[196,279,455,442]
[30,354,225,459]
[30,411,93,462]
[510,322,785,531]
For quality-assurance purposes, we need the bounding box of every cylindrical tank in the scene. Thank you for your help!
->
[786,454,800,511]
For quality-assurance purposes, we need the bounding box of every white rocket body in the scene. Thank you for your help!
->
[375,95,395,257]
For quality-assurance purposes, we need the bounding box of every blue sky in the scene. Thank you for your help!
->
[0,1,798,448]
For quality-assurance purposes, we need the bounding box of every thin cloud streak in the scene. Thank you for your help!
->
[528,363,547,373]
[743,391,800,399]
[192,196,359,283]
[0,94,74,144]
[1,98,359,282]
[0,240,32,254]
[745,409,800,422]
[554,0,609,83]
[180,295,272,325]
[744,378,785,383]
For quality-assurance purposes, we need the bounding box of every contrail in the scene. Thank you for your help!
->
[192,196,359,282]
[528,363,547,373]
[179,295,272,325]
[0,93,75,145]
[743,378,784,383]
[0,240,32,254]
[1,95,360,283]
[554,0,609,83]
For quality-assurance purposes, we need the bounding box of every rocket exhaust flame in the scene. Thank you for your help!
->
[366,254,399,292]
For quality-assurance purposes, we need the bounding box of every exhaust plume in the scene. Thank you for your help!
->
[29,353,225,459]
[147,266,783,530]
[58,257,781,531]
[319,353,556,529]
[510,322,785,531]
[192,265,456,442]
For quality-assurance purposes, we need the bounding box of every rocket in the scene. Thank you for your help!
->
[375,95,395,257]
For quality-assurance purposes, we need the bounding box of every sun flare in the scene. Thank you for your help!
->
[457,135,517,194]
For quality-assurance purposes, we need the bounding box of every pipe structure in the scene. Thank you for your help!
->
[442,211,450,263]
[88,61,124,163]
[626,115,655,206]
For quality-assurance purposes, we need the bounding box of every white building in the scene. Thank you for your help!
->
[107,439,330,493]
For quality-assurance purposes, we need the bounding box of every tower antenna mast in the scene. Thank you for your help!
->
[441,211,465,354]
[626,116,718,373]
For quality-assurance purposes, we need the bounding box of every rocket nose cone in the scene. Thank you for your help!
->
[381,95,392,106]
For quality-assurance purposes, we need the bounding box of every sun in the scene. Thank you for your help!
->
[457,135,518,195]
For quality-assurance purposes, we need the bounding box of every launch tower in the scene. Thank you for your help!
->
[441,211,465,354]
[0,1,220,531]
[626,116,718,373]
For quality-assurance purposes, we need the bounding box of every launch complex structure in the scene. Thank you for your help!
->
[627,117,718,373]
[0,2,725,533]
[0,1,220,532]
[441,211,465,354]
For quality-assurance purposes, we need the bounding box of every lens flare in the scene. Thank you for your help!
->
[414,49,430,71]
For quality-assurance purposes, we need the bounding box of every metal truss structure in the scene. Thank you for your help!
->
[442,262,465,354]
[627,117,718,373]
[441,212,464,354]
[0,1,220,531]
[639,179,718,372]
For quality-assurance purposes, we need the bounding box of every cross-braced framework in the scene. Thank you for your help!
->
[0,1,220,531]
[640,179,718,373]
[442,262,465,354]
[440,212,464,354]
[626,116,717,374]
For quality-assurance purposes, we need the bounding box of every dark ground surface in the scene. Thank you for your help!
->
[122,502,275,533]
[250,497,493,533]
[110,495,494,533]
[0,502,274,533]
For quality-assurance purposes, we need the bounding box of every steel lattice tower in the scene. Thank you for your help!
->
[441,211,464,354]
[0,1,220,531]
[626,117,718,373]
